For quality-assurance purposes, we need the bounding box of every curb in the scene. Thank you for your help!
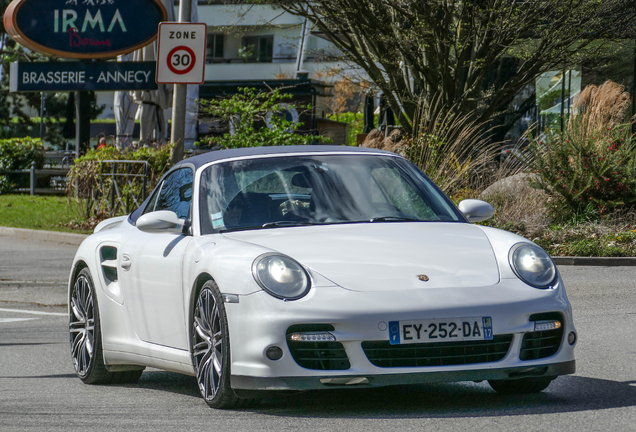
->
[552,256,636,267]
[0,226,88,246]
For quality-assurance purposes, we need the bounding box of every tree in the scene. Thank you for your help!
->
[270,0,636,135]
[199,87,329,148]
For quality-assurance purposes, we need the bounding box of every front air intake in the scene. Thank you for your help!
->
[286,324,350,371]
[520,313,565,361]
[362,335,513,368]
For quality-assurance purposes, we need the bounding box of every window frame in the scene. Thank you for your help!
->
[143,166,195,220]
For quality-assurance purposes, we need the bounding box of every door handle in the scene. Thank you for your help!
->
[121,254,132,271]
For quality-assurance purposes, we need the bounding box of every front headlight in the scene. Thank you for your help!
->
[252,254,311,300]
[509,243,557,289]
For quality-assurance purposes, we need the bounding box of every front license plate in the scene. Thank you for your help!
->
[388,317,493,345]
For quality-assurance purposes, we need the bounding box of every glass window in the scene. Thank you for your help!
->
[145,168,193,219]
[206,34,224,61]
[199,155,462,234]
[241,35,273,63]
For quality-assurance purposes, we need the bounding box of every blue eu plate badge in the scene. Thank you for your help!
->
[389,321,400,344]
[483,317,493,340]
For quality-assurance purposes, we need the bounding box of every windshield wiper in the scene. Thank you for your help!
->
[261,221,320,228]
[369,216,421,223]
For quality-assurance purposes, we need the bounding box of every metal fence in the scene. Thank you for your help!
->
[99,160,150,217]
[0,162,70,195]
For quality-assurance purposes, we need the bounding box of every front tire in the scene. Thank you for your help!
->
[488,377,554,394]
[193,281,250,409]
[69,267,143,384]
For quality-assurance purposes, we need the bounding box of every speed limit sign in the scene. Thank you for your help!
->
[156,22,207,84]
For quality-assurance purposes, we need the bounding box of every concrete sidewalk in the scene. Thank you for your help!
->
[0,226,88,246]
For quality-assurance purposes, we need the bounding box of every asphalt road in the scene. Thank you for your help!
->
[1,235,636,431]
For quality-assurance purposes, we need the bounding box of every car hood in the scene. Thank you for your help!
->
[222,222,500,292]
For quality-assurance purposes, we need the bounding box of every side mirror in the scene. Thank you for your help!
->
[458,199,495,223]
[136,210,185,234]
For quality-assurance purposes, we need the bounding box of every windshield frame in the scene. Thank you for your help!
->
[193,151,467,235]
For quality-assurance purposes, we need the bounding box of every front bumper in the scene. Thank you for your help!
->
[224,278,576,391]
[232,361,575,392]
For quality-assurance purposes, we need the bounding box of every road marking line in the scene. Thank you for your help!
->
[0,308,66,317]
[0,318,38,323]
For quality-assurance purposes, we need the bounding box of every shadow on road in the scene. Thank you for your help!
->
[241,375,636,418]
[129,372,636,417]
[137,370,201,399]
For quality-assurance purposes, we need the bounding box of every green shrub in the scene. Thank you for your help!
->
[531,80,636,220]
[531,123,636,220]
[0,138,45,192]
[67,144,173,220]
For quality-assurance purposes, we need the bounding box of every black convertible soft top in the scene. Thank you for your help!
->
[173,145,395,170]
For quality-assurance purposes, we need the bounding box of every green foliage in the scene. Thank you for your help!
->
[532,225,636,257]
[0,138,45,192]
[67,144,173,220]
[530,123,636,220]
[328,111,363,146]
[199,88,329,149]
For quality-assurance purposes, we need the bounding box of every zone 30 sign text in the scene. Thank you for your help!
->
[156,22,207,85]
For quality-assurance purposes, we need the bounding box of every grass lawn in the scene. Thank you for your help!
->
[0,194,92,234]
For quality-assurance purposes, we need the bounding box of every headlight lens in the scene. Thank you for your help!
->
[252,254,310,300]
[509,243,557,288]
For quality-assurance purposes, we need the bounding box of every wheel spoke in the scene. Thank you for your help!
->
[80,343,88,372]
[71,333,84,359]
[69,321,84,332]
[193,340,209,353]
[70,297,85,323]
[212,354,222,376]
[86,318,94,333]
[86,331,94,356]
[194,317,211,340]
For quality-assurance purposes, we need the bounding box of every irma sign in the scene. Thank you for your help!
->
[3,0,168,59]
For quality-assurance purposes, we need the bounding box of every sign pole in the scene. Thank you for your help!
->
[170,0,192,164]
[75,91,91,156]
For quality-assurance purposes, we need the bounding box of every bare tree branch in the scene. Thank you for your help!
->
[271,0,636,134]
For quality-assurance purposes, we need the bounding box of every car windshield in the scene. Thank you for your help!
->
[198,154,463,234]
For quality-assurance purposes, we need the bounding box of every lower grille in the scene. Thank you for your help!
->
[362,335,513,368]
[286,324,350,371]
[520,328,564,360]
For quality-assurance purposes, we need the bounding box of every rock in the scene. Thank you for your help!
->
[480,173,540,199]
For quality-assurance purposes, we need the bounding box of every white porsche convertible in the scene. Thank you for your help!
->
[68,145,576,409]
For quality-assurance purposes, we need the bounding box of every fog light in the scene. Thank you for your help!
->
[289,332,336,342]
[568,331,577,345]
[534,320,562,332]
[265,346,283,361]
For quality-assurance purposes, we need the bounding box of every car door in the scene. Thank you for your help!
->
[119,167,194,350]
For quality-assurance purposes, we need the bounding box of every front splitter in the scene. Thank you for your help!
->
[231,360,575,395]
